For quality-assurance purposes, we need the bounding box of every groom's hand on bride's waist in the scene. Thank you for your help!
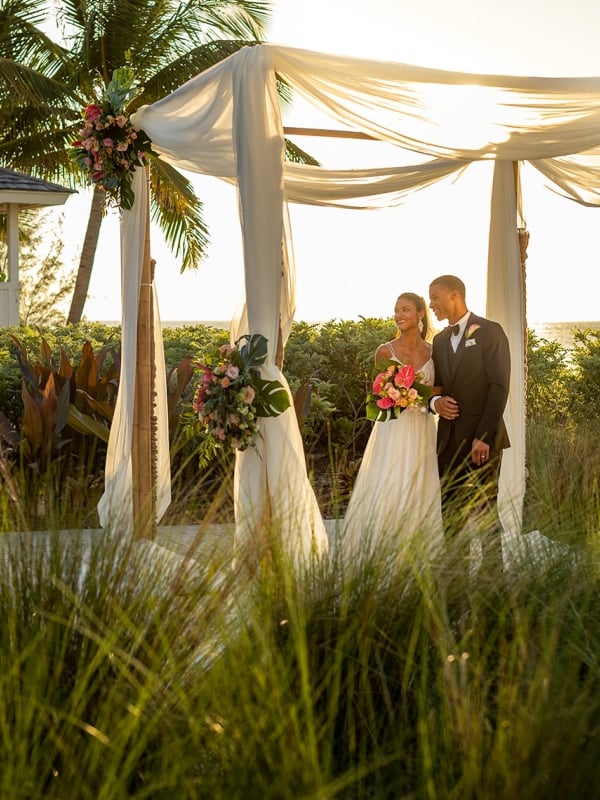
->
[432,395,460,420]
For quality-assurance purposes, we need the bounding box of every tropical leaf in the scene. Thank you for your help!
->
[66,404,109,442]
[253,377,291,417]
[237,333,268,369]
[149,158,208,271]
[0,409,20,448]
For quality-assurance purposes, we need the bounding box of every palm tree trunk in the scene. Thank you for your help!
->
[67,186,104,324]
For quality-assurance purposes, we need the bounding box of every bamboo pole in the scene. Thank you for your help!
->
[131,166,156,540]
[513,161,530,387]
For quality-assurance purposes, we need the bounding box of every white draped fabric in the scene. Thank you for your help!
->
[98,170,171,536]
[100,43,600,550]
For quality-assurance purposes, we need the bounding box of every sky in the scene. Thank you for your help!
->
[63,0,600,325]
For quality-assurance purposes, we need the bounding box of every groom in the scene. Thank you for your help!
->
[428,274,511,571]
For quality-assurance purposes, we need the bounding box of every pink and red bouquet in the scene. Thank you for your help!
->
[71,67,154,210]
[189,334,290,465]
[366,359,432,421]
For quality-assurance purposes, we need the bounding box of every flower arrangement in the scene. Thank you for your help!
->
[188,333,290,465]
[366,359,433,421]
[71,67,154,210]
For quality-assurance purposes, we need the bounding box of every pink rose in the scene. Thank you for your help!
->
[103,137,114,148]
[116,142,129,152]
[85,103,102,122]
[373,373,386,394]
[225,364,239,379]
[377,397,394,409]
[242,385,256,404]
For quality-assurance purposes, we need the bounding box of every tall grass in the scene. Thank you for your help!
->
[1,419,599,798]
[1,500,600,797]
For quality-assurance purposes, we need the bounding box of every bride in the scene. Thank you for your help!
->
[342,292,444,566]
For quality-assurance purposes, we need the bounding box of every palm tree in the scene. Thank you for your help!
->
[0,0,272,322]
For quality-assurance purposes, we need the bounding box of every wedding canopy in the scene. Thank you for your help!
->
[98,44,600,553]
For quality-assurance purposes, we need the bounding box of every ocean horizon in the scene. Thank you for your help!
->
[97,319,600,351]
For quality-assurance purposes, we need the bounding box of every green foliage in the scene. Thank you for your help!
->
[525,329,572,422]
[283,318,396,458]
[0,321,599,798]
[1,319,600,532]
[571,328,600,420]
[523,417,600,544]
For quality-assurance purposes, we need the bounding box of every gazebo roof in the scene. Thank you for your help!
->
[0,167,75,212]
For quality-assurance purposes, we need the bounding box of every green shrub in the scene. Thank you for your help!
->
[571,328,600,420]
[525,329,571,423]
[2,321,600,532]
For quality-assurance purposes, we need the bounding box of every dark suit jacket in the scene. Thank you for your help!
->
[431,312,511,456]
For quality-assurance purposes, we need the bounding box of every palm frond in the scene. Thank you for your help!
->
[136,40,259,105]
[0,59,81,108]
[149,158,209,271]
[0,0,70,73]
[284,139,320,167]
[172,0,270,42]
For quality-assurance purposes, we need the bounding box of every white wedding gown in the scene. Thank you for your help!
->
[342,357,444,566]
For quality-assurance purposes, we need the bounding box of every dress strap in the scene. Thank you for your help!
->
[386,342,396,360]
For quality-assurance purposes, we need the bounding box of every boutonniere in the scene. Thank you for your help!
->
[465,323,481,340]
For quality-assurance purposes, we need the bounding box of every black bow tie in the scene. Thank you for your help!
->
[448,324,460,336]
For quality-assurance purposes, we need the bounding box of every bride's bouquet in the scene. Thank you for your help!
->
[188,334,290,465]
[366,359,432,422]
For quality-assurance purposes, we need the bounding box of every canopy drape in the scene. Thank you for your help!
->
[99,43,600,550]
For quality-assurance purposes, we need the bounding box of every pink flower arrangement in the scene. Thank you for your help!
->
[71,68,154,210]
[187,334,290,465]
[366,360,432,421]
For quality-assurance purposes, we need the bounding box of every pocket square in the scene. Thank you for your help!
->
[465,339,477,348]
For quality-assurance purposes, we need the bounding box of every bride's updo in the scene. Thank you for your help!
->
[398,292,432,341]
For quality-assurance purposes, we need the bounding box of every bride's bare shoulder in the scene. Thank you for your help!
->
[375,341,395,362]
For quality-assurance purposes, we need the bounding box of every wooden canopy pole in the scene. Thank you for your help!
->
[513,161,530,388]
[283,127,376,140]
[131,165,157,540]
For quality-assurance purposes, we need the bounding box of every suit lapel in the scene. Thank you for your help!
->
[449,313,474,378]
[436,329,453,383]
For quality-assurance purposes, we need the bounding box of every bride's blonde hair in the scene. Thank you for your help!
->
[398,292,433,341]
